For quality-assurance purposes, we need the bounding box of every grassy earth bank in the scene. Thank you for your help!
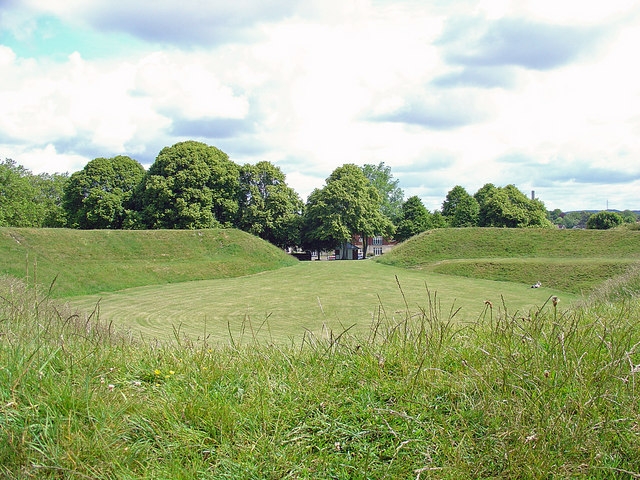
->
[0,228,297,298]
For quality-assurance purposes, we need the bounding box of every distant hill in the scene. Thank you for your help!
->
[0,228,297,298]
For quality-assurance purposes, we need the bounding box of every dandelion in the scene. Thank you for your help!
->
[169,370,175,375]
[154,369,161,376]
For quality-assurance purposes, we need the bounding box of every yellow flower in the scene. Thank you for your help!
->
[169,370,175,375]
[154,369,161,376]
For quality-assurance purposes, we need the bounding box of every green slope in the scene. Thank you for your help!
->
[377,227,640,294]
[0,228,297,297]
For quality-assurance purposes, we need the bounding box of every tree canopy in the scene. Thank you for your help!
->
[586,211,624,230]
[301,164,394,256]
[362,162,404,223]
[8,148,629,249]
[237,161,303,248]
[137,141,239,229]
[1,159,67,228]
[63,156,144,229]
[395,196,433,242]
[442,185,479,227]
[477,184,552,228]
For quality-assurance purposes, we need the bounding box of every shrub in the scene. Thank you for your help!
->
[587,210,624,230]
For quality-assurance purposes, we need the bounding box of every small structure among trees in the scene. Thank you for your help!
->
[301,164,394,259]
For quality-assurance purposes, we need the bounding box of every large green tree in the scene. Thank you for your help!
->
[474,183,498,227]
[301,164,394,258]
[0,159,67,227]
[237,161,303,248]
[32,172,69,227]
[63,156,144,229]
[478,184,552,228]
[586,211,623,230]
[137,141,239,229]
[395,196,433,242]
[362,162,404,223]
[442,185,479,227]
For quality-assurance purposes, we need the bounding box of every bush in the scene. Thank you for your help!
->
[587,210,624,230]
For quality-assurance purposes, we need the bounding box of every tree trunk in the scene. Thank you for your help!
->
[361,233,368,259]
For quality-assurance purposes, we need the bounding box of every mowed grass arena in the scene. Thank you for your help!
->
[2,226,640,478]
[2,227,636,343]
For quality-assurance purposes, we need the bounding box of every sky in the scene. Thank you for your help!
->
[1,0,639,212]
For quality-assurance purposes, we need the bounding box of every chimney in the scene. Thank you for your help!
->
[531,190,535,200]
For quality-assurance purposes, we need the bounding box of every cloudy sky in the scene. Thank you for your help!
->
[1,0,639,211]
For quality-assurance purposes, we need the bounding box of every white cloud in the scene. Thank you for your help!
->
[1,0,639,212]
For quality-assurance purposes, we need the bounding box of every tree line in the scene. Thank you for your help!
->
[1,141,637,251]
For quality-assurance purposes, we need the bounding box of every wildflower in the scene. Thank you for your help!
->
[544,370,550,378]
[108,384,115,391]
[169,370,175,375]
[552,296,559,307]
[154,369,161,376]
[132,381,142,387]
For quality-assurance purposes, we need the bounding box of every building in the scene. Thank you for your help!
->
[353,235,397,257]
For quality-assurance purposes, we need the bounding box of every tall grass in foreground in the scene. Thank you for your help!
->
[1,274,640,479]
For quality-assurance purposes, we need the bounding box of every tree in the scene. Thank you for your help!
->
[63,156,144,229]
[301,164,394,258]
[137,141,239,229]
[32,172,69,227]
[547,208,564,227]
[442,185,479,227]
[586,211,623,230]
[620,210,638,224]
[473,183,498,227]
[1,159,39,227]
[477,185,552,228]
[237,161,303,248]
[362,162,404,223]
[430,210,448,229]
[560,211,590,229]
[395,196,433,242]
[0,159,68,227]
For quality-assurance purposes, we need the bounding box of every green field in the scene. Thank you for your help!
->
[2,227,640,478]
[3,226,639,342]
[66,261,566,343]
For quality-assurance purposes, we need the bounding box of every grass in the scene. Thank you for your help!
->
[378,227,640,266]
[66,260,576,343]
[379,227,640,295]
[2,270,640,478]
[0,228,297,298]
[4,227,639,343]
[2,228,640,477]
